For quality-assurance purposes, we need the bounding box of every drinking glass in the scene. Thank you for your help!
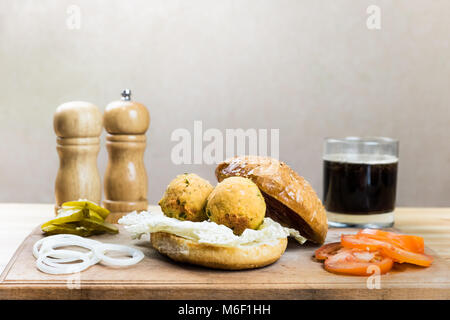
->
[323,137,399,228]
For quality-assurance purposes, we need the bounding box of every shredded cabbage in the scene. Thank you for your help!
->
[119,210,306,247]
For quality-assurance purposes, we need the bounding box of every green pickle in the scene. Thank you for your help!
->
[79,218,119,234]
[88,209,104,222]
[41,200,118,237]
[41,224,95,237]
[62,200,110,219]
[41,207,84,229]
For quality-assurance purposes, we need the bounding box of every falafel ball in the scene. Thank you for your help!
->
[206,176,266,235]
[159,173,214,222]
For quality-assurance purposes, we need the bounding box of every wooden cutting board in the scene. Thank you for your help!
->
[0,226,449,300]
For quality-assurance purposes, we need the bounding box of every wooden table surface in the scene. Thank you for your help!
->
[1,204,449,275]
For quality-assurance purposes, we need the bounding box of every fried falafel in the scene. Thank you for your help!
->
[206,176,266,235]
[159,173,214,222]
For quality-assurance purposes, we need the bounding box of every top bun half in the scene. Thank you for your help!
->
[215,156,328,244]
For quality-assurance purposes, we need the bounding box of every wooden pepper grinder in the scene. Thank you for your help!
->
[53,101,103,213]
[103,89,150,223]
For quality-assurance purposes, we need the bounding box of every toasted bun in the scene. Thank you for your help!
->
[151,232,287,270]
[215,156,328,244]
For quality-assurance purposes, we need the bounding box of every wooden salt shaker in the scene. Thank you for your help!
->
[53,101,103,214]
[103,89,150,223]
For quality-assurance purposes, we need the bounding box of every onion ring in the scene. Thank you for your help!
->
[93,243,144,267]
[37,238,101,265]
[36,249,91,274]
[38,246,98,267]
[33,235,144,274]
[33,234,100,259]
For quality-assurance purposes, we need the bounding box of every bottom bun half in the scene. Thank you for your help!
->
[151,232,288,270]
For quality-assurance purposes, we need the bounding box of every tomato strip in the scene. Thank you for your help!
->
[357,229,424,253]
[324,248,394,276]
[314,242,342,261]
[341,234,433,267]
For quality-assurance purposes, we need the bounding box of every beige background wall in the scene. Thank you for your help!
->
[0,0,449,206]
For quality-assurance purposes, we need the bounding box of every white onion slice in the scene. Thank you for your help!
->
[36,249,91,274]
[33,235,144,274]
[93,243,144,267]
[33,234,100,259]
[42,255,83,264]
[39,249,90,268]
[37,238,101,265]
[40,248,99,267]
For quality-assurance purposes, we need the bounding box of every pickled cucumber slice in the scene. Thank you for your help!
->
[62,200,110,219]
[41,208,84,229]
[42,224,95,237]
[79,218,119,234]
[42,200,118,237]
[88,209,104,222]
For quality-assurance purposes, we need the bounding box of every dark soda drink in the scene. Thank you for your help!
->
[323,137,399,228]
[323,156,398,214]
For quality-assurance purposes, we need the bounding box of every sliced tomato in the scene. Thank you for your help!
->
[324,248,394,276]
[357,229,424,253]
[315,242,342,261]
[341,234,433,267]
